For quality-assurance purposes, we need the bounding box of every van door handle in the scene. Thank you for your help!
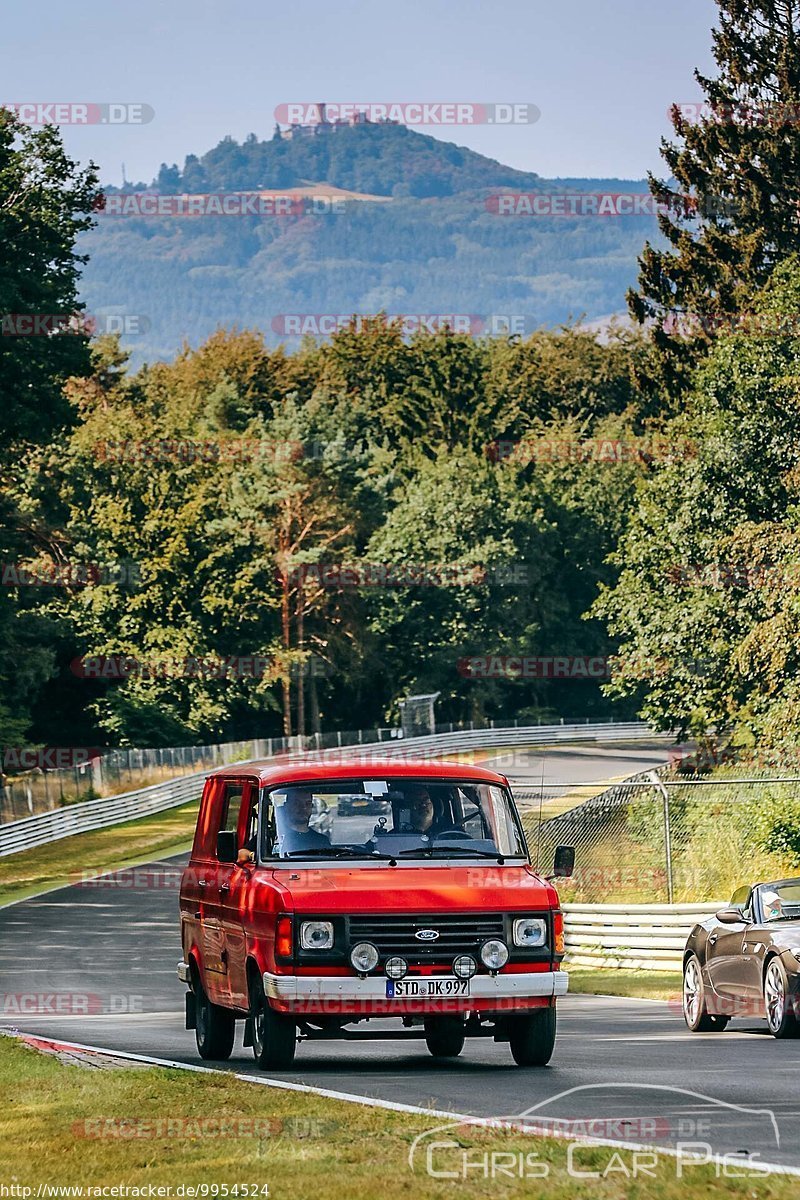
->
[220,883,230,896]
[198,879,208,887]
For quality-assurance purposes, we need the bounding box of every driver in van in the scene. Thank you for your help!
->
[275,788,331,854]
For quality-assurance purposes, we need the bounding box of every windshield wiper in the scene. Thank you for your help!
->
[283,847,396,859]
[394,846,509,861]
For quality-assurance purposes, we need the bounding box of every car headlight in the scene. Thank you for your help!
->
[385,956,408,980]
[480,939,510,971]
[453,954,477,979]
[300,920,334,950]
[350,942,380,974]
[513,917,547,948]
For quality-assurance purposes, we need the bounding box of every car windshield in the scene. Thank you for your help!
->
[259,777,527,861]
[759,881,800,921]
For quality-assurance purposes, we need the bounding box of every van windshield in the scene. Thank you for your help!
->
[259,778,528,861]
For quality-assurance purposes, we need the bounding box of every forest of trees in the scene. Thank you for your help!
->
[4,0,800,757]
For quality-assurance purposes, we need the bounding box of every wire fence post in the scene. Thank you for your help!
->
[649,770,674,903]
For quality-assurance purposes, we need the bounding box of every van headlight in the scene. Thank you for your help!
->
[513,918,547,948]
[300,920,334,950]
[350,942,379,974]
[479,939,509,971]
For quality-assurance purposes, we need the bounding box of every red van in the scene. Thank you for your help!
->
[178,760,573,1068]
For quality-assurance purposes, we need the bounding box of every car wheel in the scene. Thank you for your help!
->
[193,970,236,1060]
[250,972,297,1068]
[508,1006,557,1066]
[764,958,800,1039]
[682,955,729,1033]
[424,1017,466,1059]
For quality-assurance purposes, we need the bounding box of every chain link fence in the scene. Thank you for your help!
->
[521,768,800,904]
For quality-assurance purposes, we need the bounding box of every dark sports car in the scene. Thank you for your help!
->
[683,877,800,1038]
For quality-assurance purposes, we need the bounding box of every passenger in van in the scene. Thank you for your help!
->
[275,788,331,854]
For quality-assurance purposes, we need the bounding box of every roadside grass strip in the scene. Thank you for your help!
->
[1,1033,798,1197]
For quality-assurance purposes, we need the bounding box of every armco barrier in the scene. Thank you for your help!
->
[0,721,655,857]
[563,902,723,972]
[0,772,204,858]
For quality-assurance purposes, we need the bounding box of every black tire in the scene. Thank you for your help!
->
[250,972,297,1069]
[193,970,235,1061]
[764,957,800,1039]
[682,954,729,1033]
[424,1017,466,1059]
[508,1006,557,1066]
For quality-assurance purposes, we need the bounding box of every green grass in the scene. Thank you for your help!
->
[566,968,682,1002]
[0,801,199,906]
[1,1035,795,1199]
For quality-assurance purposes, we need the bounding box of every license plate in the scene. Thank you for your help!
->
[386,977,470,998]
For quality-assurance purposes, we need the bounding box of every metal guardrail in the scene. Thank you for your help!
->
[563,902,723,972]
[0,720,654,858]
[0,772,205,858]
[285,721,655,761]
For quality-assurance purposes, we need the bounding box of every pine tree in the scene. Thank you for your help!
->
[629,0,800,386]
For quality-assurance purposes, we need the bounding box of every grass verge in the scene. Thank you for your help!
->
[1,1035,794,1199]
[0,801,198,907]
[565,968,682,1002]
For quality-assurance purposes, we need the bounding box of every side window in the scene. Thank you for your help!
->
[244,789,259,855]
[219,782,244,845]
[731,886,751,917]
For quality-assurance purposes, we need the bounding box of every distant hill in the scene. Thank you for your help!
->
[80,124,659,363]
[142,122,544,199]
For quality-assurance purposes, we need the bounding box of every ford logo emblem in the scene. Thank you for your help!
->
[415,929,440,941]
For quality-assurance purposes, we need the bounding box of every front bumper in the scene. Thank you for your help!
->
[177,960,191,985]
[263,969,568,1014]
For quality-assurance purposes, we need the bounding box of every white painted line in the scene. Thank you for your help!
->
[4,1030,800,1179]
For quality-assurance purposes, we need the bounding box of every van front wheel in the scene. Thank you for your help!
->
[194,973,235,1061]
[424,1017,465,1058]
[250,974,297,1069]
[508,1006,557,1066]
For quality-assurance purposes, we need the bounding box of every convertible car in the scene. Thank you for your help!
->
[683,877,800,1038]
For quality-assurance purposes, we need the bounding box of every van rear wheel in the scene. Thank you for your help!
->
[250,973,297,1069]
[508,1006,557,1066]
[424,1017,465,1059]
[193,972,235,1061]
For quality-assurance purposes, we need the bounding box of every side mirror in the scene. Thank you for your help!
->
[716,907,745,925]
[552,845,575,879]
[216,830,238,863]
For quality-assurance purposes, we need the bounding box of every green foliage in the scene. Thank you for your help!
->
[630,0,800,387]
[595,255,800,742]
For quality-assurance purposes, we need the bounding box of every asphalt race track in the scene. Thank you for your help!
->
[5,741,799,1173]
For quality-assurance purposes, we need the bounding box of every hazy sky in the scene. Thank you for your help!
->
[4,0,719,184]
